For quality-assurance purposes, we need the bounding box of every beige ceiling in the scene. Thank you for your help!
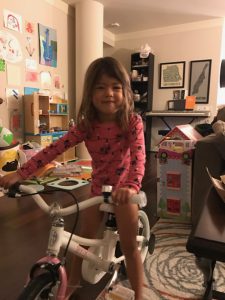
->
[62,0,225,34]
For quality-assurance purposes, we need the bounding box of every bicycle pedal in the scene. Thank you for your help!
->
[148,233,155,254]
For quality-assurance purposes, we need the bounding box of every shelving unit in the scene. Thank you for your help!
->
[24,93,75,162]
[131,52,154,151]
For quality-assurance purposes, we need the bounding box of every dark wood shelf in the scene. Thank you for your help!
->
[131,52,154,151]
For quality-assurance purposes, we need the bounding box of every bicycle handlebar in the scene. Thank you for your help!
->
[5,184,147,217]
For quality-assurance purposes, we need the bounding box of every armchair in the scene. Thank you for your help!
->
[192,107,225,225]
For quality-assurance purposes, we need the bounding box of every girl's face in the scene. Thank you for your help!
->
[92,74,124,122]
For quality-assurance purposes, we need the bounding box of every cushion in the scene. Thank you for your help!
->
[217,106,225,122]
[212,120,225,135]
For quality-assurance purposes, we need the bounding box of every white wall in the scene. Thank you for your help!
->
[217,20,225,106]
[104,19,224,150]
[0,0,75,133]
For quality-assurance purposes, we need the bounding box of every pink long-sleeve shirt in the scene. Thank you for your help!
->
[18,114,146,195]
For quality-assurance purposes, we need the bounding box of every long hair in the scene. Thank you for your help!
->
[77,57,134,132]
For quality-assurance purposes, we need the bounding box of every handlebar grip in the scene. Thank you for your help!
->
[105,191,147,207]
[19,184,44,194]
[131,191,147,208]
[6,183,22,197]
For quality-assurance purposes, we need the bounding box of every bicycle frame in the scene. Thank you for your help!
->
[11,185,149,299]
[29,223,122,298]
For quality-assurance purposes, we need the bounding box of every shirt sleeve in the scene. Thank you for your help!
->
[121,114,146,192]
[17,126,85,179]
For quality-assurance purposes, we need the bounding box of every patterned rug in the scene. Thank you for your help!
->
[143,218,225,299]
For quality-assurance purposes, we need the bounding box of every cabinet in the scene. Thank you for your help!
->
[130,52,154,151]
[24,93,75,162]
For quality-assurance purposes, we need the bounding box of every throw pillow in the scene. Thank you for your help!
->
[212,120,225,135]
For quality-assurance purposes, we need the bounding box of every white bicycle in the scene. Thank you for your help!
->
[5,183,154,300]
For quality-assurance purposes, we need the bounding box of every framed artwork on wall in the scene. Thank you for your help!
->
[159,61,185,89]
[188,59,211,104]
[38,23,57,68]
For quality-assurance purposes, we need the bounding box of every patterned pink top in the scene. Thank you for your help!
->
[18,114,146,196]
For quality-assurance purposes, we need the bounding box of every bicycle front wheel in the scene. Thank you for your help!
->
[18,272,58,300]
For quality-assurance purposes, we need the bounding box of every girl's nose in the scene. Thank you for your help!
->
[105,86,113,96]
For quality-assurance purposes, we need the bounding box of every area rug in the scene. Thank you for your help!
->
[143,218,225,299]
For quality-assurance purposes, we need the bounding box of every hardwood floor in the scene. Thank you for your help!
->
[0,153,157,300]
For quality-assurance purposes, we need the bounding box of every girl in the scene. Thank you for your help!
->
[0,57,146,300]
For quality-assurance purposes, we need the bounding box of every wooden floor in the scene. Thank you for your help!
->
[0,153,157,300]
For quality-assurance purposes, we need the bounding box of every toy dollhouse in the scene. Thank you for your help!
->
[157,124,202,221]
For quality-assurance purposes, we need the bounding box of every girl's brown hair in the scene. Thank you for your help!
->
[77,57,134,132]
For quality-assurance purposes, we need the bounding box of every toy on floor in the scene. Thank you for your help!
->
[0,126,14,147]
[97,284,135,300]
[0,126,26,175]
[50,159,92,181]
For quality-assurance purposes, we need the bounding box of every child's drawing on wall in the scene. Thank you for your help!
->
[3,10,22,33]
[53,75,61,89]
[25,21,35,34]
[40,71,52,89]
[0,30,22,63]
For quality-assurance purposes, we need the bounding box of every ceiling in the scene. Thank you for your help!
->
[62,0,225,35]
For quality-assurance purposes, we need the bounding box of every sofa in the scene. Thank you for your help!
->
[191,107,225,225]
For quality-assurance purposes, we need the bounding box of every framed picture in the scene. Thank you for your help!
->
[38,23,57,68]
[188,59,211,103]
[173,90,181,100]
[159,61,185,89]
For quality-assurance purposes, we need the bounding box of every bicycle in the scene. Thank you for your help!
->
[4,183,155,300]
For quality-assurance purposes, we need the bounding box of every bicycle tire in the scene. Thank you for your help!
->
[17,272,57,300]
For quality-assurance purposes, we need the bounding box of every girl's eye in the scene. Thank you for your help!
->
[113,85,122,90]
[95,85,104,90]
[94,84,122,91]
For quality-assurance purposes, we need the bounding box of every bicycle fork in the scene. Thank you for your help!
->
[24,217,67,299]
[25,215,118,299]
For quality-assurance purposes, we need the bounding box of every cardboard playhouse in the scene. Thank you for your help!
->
[157,124,202,222]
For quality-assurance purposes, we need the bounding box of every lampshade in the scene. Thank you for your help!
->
[220,59,225,87]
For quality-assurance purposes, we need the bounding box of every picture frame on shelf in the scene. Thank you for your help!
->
[173,90,181,100]
[188,59,211,104]
[159,61,185,89]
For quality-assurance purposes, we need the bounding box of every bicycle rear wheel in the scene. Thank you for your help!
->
[18,273,58,300]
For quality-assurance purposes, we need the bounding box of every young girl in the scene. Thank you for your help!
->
[0,57,146,300]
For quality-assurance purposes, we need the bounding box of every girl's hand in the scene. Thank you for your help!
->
[112,187,137,205]
[0,172,23,189]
